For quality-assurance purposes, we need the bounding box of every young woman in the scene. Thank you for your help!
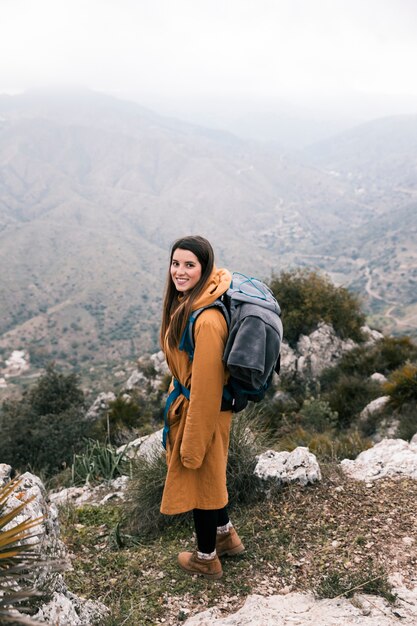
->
[160,235,244,579]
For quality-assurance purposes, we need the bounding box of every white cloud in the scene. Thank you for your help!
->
[1,0,417,105]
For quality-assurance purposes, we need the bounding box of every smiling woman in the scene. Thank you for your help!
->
[158,235,244,580]
[170,248,202,294]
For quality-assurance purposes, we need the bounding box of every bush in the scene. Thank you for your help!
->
[224,408,269,507]
[277,426,372,461]
[320,337,417,385]
[395,403,417,441]
[71,439,132,486]
[0,364,91,477]
[320,375,381,430]
[123,410,270,537]
[123,448,171,537]
[268,269,365,347]
[383,362,417,408]
[299,397,338,433]
[92,395,153,445]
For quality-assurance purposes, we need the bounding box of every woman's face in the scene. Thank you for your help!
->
[170,248,203,294]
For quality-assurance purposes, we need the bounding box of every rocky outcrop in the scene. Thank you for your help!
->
[0,464,109,624]
[280,322,356,379]
[341,438,417,481]
[85,391,116,420]
[254,447,322,488]
[124,350,169,393]
[117,428,164,461]
[183,579,417,625]
[360,396,390,419]
[1,349,30,378]
[49,476,129,507]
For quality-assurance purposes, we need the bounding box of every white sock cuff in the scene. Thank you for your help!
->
[197,550,217,560]
[217,521,233,534]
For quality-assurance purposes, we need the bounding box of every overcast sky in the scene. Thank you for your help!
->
[1,0,417,121]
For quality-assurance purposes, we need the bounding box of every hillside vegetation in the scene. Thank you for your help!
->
[0,91,416,394]
[1,269,416,624]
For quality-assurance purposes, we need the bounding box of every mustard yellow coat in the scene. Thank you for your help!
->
[160,267,232,515]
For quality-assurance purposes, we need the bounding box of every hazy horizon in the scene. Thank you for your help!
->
[2,0,417,143]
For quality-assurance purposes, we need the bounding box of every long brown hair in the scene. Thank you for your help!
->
[160,235,215,351]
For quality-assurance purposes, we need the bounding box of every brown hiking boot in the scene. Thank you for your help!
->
[216,528,245,557]
[177,551,223,579]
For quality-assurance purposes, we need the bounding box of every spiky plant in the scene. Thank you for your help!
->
[0,476,47,625]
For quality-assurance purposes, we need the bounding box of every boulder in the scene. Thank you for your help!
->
[359,396,390,419]
[361,325,384,345]
[341,438,417,481]
[279,342,297,375]
[117,428,164,461]
[124,369,147,391]
[370,372,388,384]
[183,582,417,625]
[296,323,355,379]
[85,391,116,420]
[124,350,169,393]
[254,447,321,488]
[49,476,129,507]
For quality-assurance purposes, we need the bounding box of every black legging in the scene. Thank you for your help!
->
[193,506,230,554]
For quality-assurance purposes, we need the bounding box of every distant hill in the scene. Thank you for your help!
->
[305,115,417,211]
[0,91,416,390]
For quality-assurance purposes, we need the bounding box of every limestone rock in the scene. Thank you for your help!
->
[359,396,390,419]
[183,583,417,625]
[254,447,321,487]
[117,428,164,461]
[361,325,384,345]
[0,466,109,622]
[279,342,297,375]
[124,350,169,393]
[296,322,355,379]
[370,372,388,384]
[0,463,12,486]
[34,589,109,625]
[49,476,129,507]
[85,391,116,420]
[411,432,417,445]
[341,438,417,481]
[2,349,30,377]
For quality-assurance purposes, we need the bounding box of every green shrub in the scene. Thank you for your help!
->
[299,397,338,433]
[316,561,395,602]
[277,426,371,461]
[395,403,417,441]
[71,439,132,486]
[225,408,269,507]
[0,364,91,477]
[321,375,381,430]
[320,337,417,385]
[123,411,270,537]
[123,448,170,537]
[383,362,417,408]
[268,269,365,347]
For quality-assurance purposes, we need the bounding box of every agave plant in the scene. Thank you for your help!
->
[0,476,47,625]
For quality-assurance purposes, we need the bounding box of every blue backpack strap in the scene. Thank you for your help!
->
[162,378,190,450]
[179,300,230,362]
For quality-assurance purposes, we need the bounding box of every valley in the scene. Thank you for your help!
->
[0,90,416,394]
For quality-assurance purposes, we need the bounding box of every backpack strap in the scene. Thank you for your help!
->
[162,377,190,450]
[179,299,230,361]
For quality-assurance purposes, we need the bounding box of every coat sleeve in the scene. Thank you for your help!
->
[180,309,228,469]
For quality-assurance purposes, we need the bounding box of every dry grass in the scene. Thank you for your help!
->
[58,463,417,625]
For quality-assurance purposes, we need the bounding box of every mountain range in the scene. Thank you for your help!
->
[0,90,416,390]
